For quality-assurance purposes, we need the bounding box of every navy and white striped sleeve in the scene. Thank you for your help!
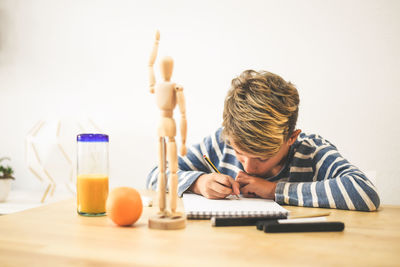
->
[146,128,230,197]
[275,138,380,211]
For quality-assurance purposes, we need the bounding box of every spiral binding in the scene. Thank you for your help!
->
[186,210,288,219]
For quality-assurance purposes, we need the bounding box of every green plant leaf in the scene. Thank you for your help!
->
[0,157,14,179]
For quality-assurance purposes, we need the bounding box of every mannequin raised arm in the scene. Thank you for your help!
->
[148,30,160,94]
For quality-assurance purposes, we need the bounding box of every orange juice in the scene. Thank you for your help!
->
[77,174,109,215]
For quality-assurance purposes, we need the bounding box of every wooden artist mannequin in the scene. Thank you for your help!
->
[148,31,187,229]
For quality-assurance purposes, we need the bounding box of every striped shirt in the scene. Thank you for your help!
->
[147,128,380,211]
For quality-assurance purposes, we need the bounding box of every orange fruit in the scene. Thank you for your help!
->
[106,187,143,226]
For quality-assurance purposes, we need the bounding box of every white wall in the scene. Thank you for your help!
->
[0,0,399,204]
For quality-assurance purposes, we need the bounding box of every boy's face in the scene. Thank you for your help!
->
[229,130,300,178]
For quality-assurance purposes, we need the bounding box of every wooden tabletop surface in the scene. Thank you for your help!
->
[0,191,399,266]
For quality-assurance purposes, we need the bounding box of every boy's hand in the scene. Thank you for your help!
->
[235,171,277,199]
[189,173,240,199]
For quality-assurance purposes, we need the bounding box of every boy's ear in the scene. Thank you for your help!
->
[287,129,301,145]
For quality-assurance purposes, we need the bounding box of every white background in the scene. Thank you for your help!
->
[0,0,399,205]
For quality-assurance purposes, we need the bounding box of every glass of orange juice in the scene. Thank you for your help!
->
[77,134,109,216]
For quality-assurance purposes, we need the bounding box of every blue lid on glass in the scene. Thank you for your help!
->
[77,134,109,142]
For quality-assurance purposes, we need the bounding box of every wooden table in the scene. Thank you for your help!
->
[0,191,399,266]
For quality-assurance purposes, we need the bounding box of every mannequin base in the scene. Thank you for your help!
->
[148,213,186,230]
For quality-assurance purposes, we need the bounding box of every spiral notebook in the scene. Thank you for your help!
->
[182,193,289,219]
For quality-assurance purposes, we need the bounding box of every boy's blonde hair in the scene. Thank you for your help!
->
[222,70,299,158]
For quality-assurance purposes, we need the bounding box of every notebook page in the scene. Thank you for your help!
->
[183,193,289,218]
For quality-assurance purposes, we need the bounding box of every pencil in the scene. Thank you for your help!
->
[203,155,220,173]
[203,155,240,199]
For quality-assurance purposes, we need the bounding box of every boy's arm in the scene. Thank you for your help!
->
[146,128,229,196]
[275,144,380,211]
[147,167,205,197]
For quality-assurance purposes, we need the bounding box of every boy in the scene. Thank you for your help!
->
[147,70,380,211]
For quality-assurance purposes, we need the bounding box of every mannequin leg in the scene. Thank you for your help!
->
[167,137,178,215]
[157,136,167,215]
[148,136,185,230]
